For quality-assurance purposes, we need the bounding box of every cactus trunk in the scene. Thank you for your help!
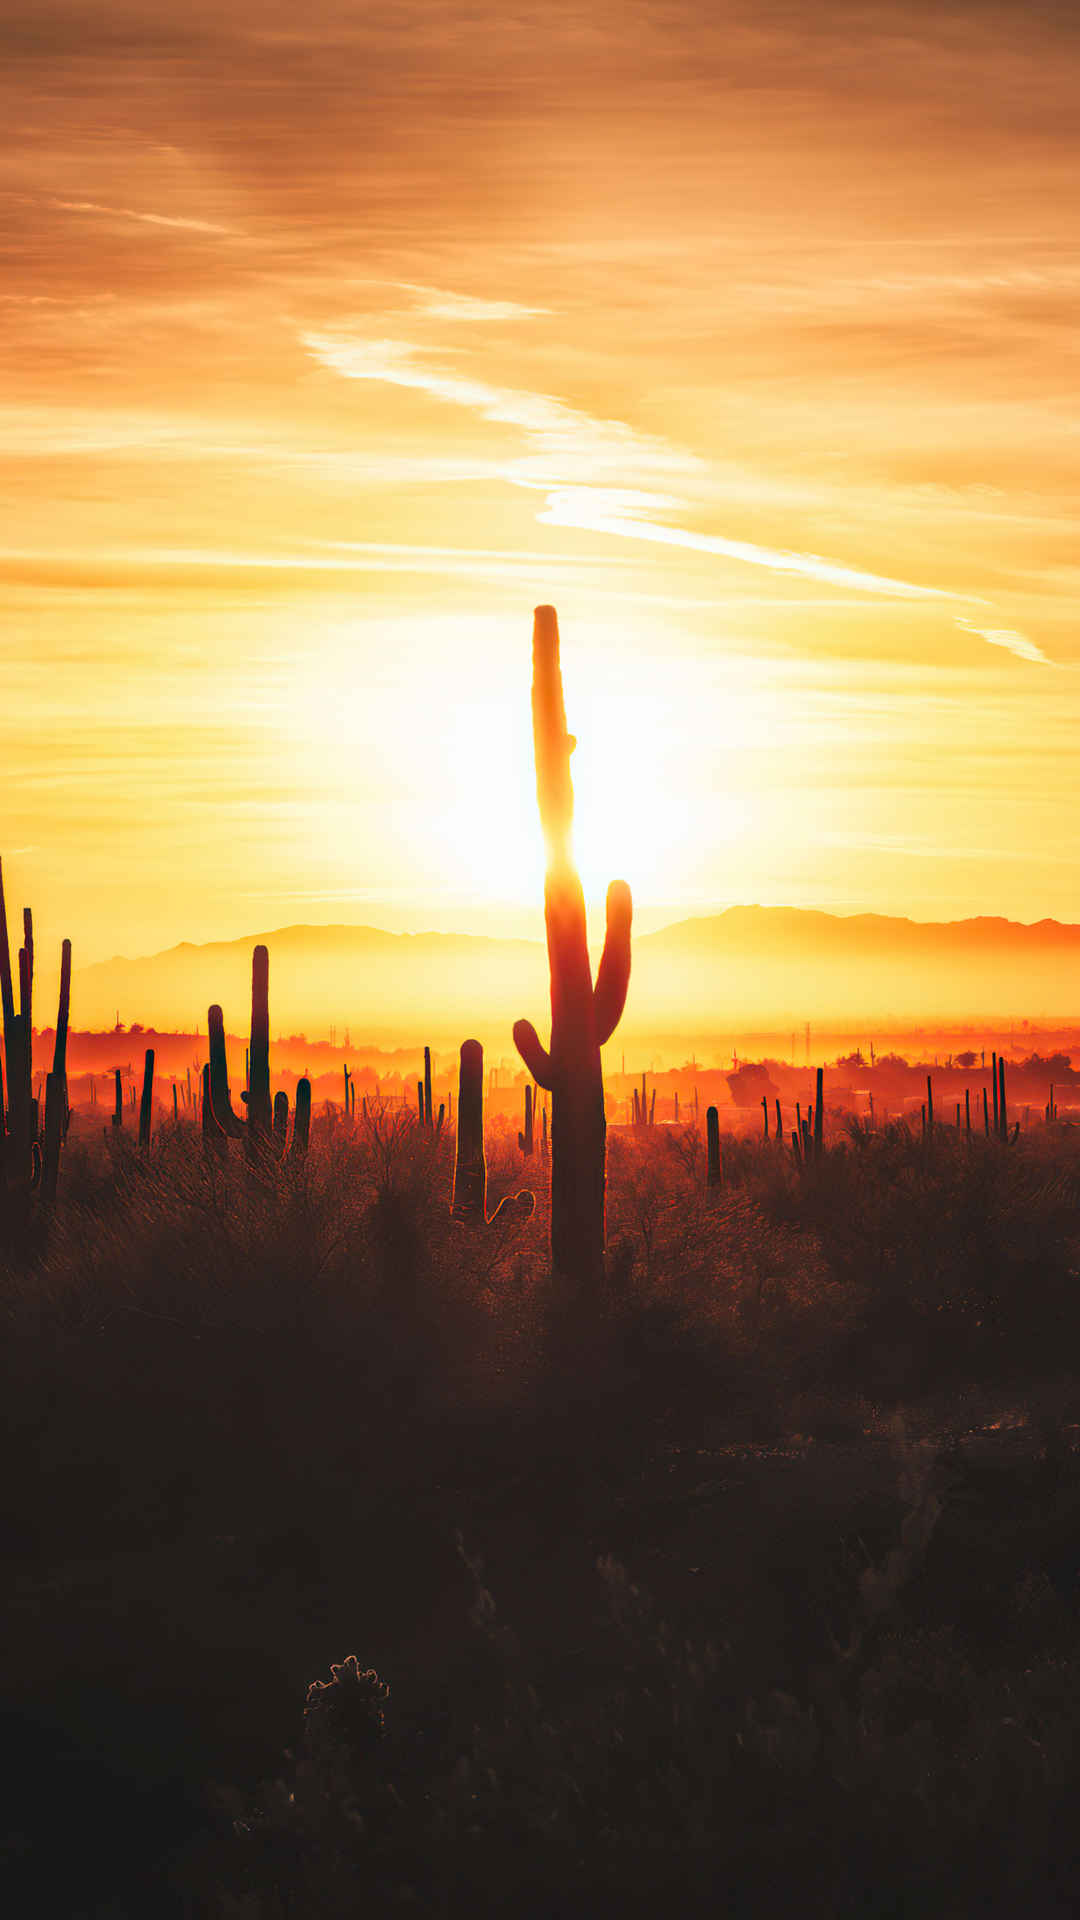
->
[706,1106,722,1187]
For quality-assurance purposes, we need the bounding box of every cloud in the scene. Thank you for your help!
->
[304,330,965,602]
[954,616,1049,665]
[302,331,698,487]
[395,284,551,322]
[538,487,954,600]
[50,198,236,235]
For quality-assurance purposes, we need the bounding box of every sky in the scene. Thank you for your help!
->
[3,0,1079,983]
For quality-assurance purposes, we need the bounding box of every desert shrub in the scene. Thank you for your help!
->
[211,1431,1080,1918]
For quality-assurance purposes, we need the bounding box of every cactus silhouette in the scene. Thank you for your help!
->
[207,945,274,1156]
[452,1039,533,1227]
[138,1048,155,1150]
[0,859,70,1211]
[291,1077,312,1157]
[518,1083,534,1155]
[706,1105,722,1187]
[513,607,631,1284]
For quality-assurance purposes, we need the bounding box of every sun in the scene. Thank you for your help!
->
[284,608,780,926]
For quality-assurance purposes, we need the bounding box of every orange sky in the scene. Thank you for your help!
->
[4,1,1080,980]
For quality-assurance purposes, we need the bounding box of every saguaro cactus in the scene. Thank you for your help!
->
[452,1038,533,1227]
[207,945,274,1154]
[706,1105,722,1188]
[291,1077,312,1158]
[0,861,70,1210]
[518,1083,534,1156]
[138,1048,155,1150]
[513,607,632,1284]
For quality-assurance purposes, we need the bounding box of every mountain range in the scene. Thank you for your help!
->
[69,906,1080,1040]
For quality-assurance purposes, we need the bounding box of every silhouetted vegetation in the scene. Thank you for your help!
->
[5,1096,1080,1916]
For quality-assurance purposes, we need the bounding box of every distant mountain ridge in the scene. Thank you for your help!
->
[71,906,1080,1035]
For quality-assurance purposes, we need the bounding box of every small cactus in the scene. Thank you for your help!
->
[291,1078,312,1158]
[138,1048,155,1151]
[452,1039,533,1228]
[518,1083,534,1156]
[706,1105,722,1188]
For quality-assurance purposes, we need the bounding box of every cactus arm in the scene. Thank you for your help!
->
[0,857,15,1036]
[52,939,71,1080]
[592,880,632,1047]
[512,1018,553,1090]
[21,910,33,1020]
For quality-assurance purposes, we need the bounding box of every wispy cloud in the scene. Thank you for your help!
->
[304,330,971,605]
[302,333,694,485]
[538,486,953,600]
[49,198,236,236]
[394,284,551,322]
[954,616,1049,665]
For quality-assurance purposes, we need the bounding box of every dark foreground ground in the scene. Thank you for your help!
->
[4,1111,1080,1915]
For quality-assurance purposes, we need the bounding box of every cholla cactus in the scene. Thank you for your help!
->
[513,607,631,1284]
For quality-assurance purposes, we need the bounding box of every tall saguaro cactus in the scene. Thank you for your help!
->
[513,606,632,1284]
